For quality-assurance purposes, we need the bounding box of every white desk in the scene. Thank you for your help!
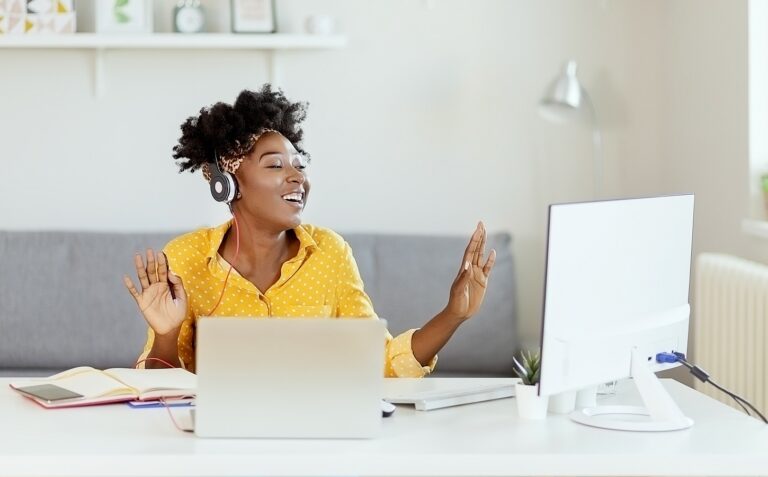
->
[0,378,766,477]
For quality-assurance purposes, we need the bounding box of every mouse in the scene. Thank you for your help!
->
[381,399,396,417]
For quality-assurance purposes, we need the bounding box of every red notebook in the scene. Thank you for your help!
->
[10,366,196,409]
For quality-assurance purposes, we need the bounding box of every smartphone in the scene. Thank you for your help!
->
[15,384,85,403]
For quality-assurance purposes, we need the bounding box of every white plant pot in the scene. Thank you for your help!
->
[515,383,549,419]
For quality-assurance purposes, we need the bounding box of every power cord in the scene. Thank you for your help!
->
[656,352,768,423]
[133,357,192,432]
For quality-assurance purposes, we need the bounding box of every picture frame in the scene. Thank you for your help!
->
[95,0,153,34]
[231,0,276,34]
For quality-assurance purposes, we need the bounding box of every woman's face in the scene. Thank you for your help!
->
[234,132,310,230]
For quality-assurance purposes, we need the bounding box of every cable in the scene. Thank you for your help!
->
[674,355,760,419]
[135,207,241,431]
[674,360,752,416]
[159,396,194,433]
[132,357,193,432]
[133,356,177,369]
[675,355,766,422]
[206,209,241,316]
[710,379,767,423]
[706,377,753,417]
[659,352,768,423]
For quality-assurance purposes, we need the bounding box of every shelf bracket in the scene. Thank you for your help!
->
[266,50,279,87]
[94,48,106,97]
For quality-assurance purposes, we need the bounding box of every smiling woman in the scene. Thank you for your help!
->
[123,84,497,377]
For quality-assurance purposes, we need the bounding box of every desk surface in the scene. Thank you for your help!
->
[0,378,766,477]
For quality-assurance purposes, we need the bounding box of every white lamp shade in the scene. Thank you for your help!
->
[537,59,604,198]
[539,60,583,123]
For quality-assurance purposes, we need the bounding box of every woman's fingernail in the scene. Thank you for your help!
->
[464,261,470,270]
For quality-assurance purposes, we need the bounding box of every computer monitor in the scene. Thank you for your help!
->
[538,194,695,431]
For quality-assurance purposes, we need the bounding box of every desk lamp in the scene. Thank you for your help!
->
[539,60,605,198]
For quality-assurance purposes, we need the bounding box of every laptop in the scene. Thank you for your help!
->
[189,317,387,438]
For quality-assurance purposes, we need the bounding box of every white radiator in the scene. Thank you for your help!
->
[694,253,768,415]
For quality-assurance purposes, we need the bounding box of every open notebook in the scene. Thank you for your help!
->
[9,366,196,409]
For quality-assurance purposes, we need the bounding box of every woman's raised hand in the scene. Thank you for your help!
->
[123,249,188,336]
[444,222,496,321]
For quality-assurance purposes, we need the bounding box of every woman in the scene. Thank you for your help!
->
[124,85,496,377]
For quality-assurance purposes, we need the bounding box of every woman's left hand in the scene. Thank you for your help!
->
[444,222,496,321]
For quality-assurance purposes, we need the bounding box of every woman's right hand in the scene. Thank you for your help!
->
[123,249,188,337]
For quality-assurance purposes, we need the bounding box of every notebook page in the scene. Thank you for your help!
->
[103,368,196,396]
[12,370,134,398]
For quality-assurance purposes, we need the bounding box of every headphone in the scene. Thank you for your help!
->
[208,151,238,204]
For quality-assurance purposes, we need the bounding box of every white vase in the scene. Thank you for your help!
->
[548,389,576,414]
[575,385,598,409]
[515,383,549,419]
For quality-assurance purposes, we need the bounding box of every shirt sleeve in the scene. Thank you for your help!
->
[335,242,437,378]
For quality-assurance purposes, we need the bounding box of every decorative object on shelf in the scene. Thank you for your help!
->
[304,14,334,35]
[512,350,549,419]
[231,0,275,33]
[173,0,204,34]
[95,0,153,34]
[0,0,75,34]
[539,60,605,198]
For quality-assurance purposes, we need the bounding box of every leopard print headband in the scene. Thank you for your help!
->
[201,128,279,182]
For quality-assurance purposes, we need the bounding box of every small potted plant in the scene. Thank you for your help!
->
[762,174,768,215]
[512,350,549,419]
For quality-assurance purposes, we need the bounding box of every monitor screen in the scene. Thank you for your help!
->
[538,195,694,397]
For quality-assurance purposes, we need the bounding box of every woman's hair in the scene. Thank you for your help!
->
[172,84,309,173]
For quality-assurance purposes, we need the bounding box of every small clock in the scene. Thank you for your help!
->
[174,0,205,34]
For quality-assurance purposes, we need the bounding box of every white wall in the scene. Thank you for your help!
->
[657,1,754,266]
[0,0,684,348]
[749,0,768,220]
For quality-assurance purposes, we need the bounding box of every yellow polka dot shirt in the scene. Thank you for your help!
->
[138,220,437,378]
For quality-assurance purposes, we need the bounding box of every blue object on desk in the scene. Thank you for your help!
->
[655,352,679,363]
[126,400,194,409]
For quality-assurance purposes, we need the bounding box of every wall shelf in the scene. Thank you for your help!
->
[742,218,768,239]
[0,33,347,95]
[0,33,347,49]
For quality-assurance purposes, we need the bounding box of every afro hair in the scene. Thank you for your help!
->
[172,84,309,173]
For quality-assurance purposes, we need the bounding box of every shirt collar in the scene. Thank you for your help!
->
[292,223,319,255]
[205,220,318,263]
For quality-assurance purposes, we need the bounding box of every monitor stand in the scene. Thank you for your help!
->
[569,348,694,431]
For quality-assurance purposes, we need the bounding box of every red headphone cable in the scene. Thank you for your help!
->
[206,208,241,316]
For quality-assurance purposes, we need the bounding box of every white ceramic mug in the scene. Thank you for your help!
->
[305,14,334,35]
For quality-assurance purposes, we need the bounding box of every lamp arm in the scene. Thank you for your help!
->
[581,89,604,197]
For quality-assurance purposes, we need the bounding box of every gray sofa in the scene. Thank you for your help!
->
[0,230,517,377]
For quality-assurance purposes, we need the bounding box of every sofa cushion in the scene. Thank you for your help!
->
[345,233,516,376]
[0,229,516,376]
[0,231,177,371]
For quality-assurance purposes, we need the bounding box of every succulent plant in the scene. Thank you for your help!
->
[512,350,541,386]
